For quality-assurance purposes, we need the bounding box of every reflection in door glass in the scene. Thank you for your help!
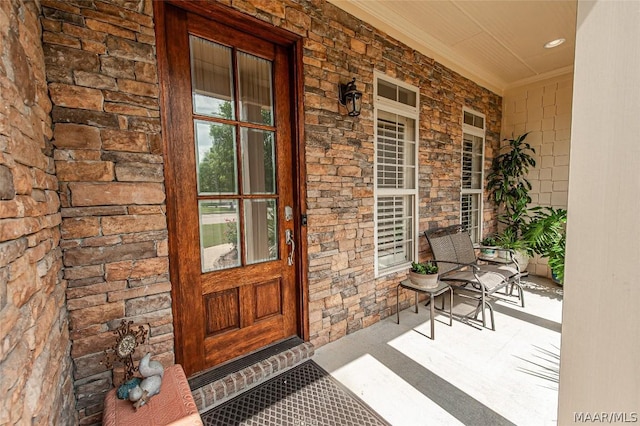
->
[244,199,278,264]
[241,128,275,194]
[238,52,273,125]
[199,200,240,272]
[190,36,234,119]
[195,120,237,195]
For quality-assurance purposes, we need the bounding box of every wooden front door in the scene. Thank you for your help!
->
[157,3,301,376]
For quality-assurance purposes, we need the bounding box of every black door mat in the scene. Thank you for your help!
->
[201,360,390,426]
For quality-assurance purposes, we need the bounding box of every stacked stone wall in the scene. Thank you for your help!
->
[38,0,501,422]
[39,0,170,423]
[0,0,76,424]
[223,1,502,344]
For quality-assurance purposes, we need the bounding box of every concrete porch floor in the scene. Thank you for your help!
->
[313,276,563,426]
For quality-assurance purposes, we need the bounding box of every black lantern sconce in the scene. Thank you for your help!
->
[338,78,362,117]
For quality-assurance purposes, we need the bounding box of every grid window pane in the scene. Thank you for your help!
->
[461,109,485,244]
[461,193,480,243]
[462,133,483,190]
[238,52,274,125]
[377,196,414,270]
[199,200,240,272]
[241,128,275,194]
[195,120,238,195]
[190,37,234,120]
[377,112,416,189]
[377,79,417,107]
[244,199,278,264]
[375,76,418,275]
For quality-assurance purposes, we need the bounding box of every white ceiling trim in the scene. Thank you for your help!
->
[503,65,574,92]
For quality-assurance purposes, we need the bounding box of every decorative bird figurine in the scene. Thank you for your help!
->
[129,375,163,409]
[138,352,165,379]
[128,353,165,409]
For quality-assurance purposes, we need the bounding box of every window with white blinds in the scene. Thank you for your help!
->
[461,108,485,243]
[374,74,419,276]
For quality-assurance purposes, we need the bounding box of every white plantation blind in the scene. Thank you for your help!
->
[374,74,419,276]
[461,193,480,238]
[461,109,485,243]
[462,134,483,190]
[377,196,414,269]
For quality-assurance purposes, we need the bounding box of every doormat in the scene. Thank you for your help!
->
[200,360,390,426]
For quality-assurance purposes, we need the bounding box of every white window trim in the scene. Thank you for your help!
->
[374,72,420,277]
[461,107,486,243]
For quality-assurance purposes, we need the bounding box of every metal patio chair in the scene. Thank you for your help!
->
[424,224,525,330]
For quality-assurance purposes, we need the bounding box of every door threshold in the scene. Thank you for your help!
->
[188,337,314,412]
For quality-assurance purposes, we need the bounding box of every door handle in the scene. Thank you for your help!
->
[285,229,295,266]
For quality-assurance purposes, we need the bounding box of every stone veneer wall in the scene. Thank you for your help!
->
[501,73,573,277]
[0,0,76,424]
[40,0,171,424]
[39,0,501,423]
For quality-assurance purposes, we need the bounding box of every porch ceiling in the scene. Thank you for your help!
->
[328,0,577,94]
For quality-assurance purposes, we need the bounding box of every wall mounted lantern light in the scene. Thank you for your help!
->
[338,78,362,117]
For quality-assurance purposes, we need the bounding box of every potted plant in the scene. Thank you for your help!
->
[496,228,531,269]
[480,234,499,259]
[523,207,567,284]
[409,261,439,289]
[487,133,536,270]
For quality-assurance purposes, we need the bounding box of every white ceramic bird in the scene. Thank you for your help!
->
[138,353,164,379]
[129,375,163,409]
[129,353,165,409]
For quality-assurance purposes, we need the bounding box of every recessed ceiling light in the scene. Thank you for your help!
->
[544,38,566,49]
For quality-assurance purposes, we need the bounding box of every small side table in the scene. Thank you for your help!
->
[396,279,453,339]
[103,365,203,426]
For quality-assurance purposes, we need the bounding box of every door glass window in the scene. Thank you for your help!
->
[238,52,273,125]
[244,199,278,264]
[190,37,234,119]
[195,120,238,195]
[199,200,240,272]
[191,35,278,273]
[241,128,275,194]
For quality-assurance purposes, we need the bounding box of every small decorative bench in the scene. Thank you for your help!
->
[103,364,203,426]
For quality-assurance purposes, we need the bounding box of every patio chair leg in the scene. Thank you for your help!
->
[472,302,481,320]
[514,278,525,307]
[396,285,400,324]
[486,301,495,331]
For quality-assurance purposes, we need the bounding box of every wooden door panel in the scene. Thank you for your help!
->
[157,2,301,375]
[254,279,282,320]
[204,316,285,366]
[204,289,240,336]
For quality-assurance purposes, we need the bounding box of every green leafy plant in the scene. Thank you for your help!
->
[481,235,498,247]
[411,261,438,275]
[487,133,536,240]
[524,207,567,283]
[496,227,531,255]
[547,235,566,284]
